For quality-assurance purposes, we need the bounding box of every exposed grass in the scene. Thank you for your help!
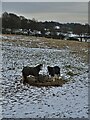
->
[2,34,88,63]
[65,65,72,68]
[67,71,75,76]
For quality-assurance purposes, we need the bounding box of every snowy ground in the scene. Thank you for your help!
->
[0,35,2,119]
[1,35,89,118]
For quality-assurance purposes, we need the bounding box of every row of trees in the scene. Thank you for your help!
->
[2,12,90,35]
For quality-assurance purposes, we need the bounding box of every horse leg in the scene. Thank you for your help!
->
[52,76,56,82]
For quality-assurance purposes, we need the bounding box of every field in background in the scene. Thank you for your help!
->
[2,34,88,62]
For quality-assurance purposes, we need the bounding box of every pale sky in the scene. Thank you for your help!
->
[1,0,89,2]
[1,2,89,24]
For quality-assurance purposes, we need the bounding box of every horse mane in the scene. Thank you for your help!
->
[35,64,42,71]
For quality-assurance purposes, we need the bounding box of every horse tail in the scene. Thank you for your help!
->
[22,73,28,84]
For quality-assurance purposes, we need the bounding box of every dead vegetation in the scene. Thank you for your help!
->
[2,34,88,65]
[22,74,67,87]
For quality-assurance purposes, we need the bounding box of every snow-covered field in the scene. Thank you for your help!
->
[1,35,88,118]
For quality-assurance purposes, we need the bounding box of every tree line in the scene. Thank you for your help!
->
[1,12,90,36]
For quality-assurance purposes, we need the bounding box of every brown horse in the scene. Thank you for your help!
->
[22,64,43,84]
